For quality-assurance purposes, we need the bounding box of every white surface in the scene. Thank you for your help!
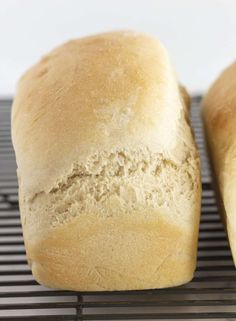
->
[0,0,236,95]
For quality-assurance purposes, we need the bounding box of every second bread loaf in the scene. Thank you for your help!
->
[202,62,236,265]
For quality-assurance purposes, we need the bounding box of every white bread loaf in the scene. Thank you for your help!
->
[202,62,236,265]
[11,31,201,291]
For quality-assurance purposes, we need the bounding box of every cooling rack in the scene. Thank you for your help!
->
[1,97,236,320]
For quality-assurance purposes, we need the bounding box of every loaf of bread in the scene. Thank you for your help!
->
[11,31,201,291]
[202,62,236,265]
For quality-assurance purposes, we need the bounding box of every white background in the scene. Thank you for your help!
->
[0,0,235,96]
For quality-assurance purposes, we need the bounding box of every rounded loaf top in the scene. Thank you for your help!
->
[12,30,186,197]
[202,61,236,130]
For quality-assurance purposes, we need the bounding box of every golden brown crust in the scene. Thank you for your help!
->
[12,31,201,291]
[202,61,236,265]
[179,85,190,110]
[27,211,198,291]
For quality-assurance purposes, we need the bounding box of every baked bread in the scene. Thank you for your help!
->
[11,31,201,291]
[202,62,236,265]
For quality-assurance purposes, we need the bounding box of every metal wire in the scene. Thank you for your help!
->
[1,97,236,320]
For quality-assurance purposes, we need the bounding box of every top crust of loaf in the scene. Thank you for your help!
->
[202,62,236,146]
[12,31,193,198]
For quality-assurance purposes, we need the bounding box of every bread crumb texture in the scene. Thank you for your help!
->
[21,147,199,233]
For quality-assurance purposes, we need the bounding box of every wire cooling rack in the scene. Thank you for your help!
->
[1,97,236,320]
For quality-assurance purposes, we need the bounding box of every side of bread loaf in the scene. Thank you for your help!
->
[202,62,236,265]
[12,31,201,291]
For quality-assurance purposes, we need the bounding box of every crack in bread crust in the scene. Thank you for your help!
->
[22,148,199,229]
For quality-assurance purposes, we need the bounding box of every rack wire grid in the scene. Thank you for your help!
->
[0,97,236,321]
